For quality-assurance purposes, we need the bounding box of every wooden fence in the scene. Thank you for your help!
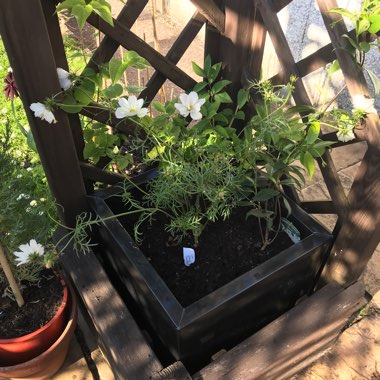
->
[0,0,379,377]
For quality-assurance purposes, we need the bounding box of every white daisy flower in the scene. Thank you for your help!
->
[337,126,356,142]
[56,67,72,91]
[174,91,205,120]
[30,102,56,124]
[13,239,45,266]
[351,95,378,115]
[115,96,148,119]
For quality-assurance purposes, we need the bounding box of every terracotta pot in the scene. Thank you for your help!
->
[0,277,69,366]
[0,283,77,380]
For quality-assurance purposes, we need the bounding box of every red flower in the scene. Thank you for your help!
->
[4,71,19,100]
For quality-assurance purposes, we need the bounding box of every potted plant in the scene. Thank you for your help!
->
[25,53,360,364]
[0,151,77,378]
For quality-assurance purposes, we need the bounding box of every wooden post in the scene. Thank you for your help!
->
[0,0,88,226]
[316,0,380,286]
[205,0,259,98]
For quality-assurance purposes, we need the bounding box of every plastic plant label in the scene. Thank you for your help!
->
[183,247,196,267]
[280,217,301,244]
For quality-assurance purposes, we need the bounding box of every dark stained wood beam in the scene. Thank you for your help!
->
[190,0,225,33]
[86,0,149,71]
[258,0,350,222]
[317,0,380,287]
[0,0,88,226]
[194,282,366,380]
[86,13,196,91]
[141,11,207,102]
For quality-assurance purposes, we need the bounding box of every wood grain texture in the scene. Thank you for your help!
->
[0,0,88,226]
[194,282,366,380]
[190,0,225,33]
[322,147,380,286]
[60,241,163,379]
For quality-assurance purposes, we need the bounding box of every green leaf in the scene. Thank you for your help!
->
[357,19,370,36]
[126,85,146,94]
[192,61,205,77]
[152,102,166,113]
[301,151,315,178]
[56,0,85,12]
[237,89,249,110]
[214,92,233,104]
[92,0,114,26]
[306,121,320,144]
[209,62,222,83]
[251,188,279,202]
[367,69,380,96]
[109,58,124,84]
[368,14,380,33]
[342,34,361,50]
[204,55,212,73]
[74,78,96,105]
[328,8,356,21]
[212,80,231,94]
[193,81,208,93]
[124,51,150,69]
[246,209,274,219]
[235,110,245,120]
[359,41,371,53]
[103,83,123,99]
[326,59,341,77]
[115,155,132,171]
[147,145,165,160]
[71,4,93,30]
[60,94,83,113]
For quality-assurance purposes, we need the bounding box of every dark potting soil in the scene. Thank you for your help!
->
[118,206,295,307]
[0,269,64,339]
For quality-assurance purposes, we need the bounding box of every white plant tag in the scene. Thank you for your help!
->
[183,247,196,267]
[281,217,301,244]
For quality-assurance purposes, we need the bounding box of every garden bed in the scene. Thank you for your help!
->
[88,172,332,363]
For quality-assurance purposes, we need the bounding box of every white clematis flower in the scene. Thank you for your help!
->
[351,95,378,115]
[174,91,205,120]
[14,239,45,266]
[57,67,72,90]
[115,96,148,119]
[336,125,356,142]
[30,102,56,124]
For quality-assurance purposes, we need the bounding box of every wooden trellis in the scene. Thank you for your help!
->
[0,0,379,378]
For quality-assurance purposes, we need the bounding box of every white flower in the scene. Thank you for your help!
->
[30,200,37,207]
[337,126,356,142]
[16,193,29,201]
[115,96,148,119]
[30,102,56,124]
[26,167,33,172]
[13,239,44,266]
[351,95,378,115]
[16,174,22,179]
[7,67,12,73]
[56,67,72,90]
[174,91,205,120]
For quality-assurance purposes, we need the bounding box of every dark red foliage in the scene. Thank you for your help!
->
[4,71,19,100]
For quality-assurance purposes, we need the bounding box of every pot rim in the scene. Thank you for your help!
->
[0,281,77,371]
[0,275,68,343]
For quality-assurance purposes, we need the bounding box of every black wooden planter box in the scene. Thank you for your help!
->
[89,173,332,362]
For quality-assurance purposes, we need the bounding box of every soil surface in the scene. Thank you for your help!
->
[0,270,64,339]
[117,203,295,307]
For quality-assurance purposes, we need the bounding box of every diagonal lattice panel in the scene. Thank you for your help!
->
[258,0,350,223]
